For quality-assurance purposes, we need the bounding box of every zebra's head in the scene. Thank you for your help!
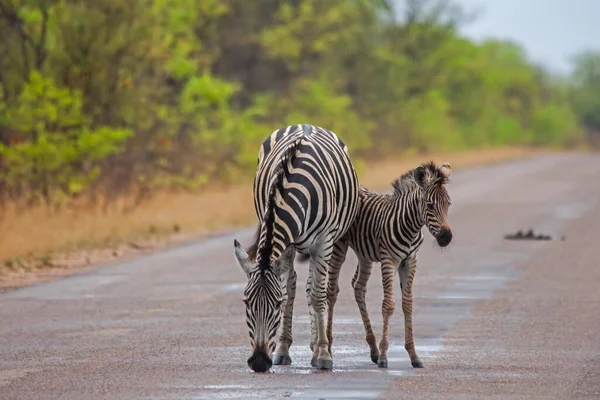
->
[414,161,453,247]
[233,239,295,373]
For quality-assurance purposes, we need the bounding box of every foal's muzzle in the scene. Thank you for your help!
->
[436,227,453,247]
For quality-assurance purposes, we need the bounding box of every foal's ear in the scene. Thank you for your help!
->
[414,165,427,188]
[440,162,452,179]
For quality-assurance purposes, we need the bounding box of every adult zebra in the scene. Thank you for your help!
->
[233,124,359,372]
[325,161,453,369]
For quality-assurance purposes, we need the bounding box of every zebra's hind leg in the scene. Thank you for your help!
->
[274,268,297,366]
[377,259,397,368]
[399,255,423,368]
[352,257,379,364]
[326,240,348,356]
[306,271,319,367]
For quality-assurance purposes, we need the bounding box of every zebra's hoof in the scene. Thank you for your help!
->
[311,356,318,367]
[370,353,379,364]
[317,358,333,370]
[412,359,424,368]
[377,359,388,368]
[273,354,292,366]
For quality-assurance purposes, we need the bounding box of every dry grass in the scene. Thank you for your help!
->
[0,147,554,288]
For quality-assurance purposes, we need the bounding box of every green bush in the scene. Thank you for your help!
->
[0,0,590,210]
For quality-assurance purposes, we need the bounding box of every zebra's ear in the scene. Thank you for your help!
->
[273,244,296,277]
[414,165,427,188]
[234,239,255,277]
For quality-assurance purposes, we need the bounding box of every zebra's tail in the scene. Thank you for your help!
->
[255,136,302,264]
[263,137,302,221]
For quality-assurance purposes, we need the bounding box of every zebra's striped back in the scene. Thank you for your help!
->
[253,124,359,261]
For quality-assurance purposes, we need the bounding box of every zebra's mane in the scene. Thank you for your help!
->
[391,161,448,195]
[253,140,301,272]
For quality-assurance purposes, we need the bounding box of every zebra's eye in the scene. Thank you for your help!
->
[243,298,249,306]
[277,299,284,308]
[427,202,435,210]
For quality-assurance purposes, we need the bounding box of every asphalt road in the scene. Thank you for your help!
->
[1,153,600,400]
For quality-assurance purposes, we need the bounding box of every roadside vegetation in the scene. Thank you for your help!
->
[1,0,599,281]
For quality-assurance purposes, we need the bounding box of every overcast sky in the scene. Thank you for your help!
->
[456,0,599,74]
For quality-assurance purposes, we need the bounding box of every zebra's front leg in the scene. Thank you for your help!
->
[326,240,348,356]
[352,257,379,364]
[273,268,297,366]
[399,255,423,368]
[309,251,335,370]
[377,259,397,368]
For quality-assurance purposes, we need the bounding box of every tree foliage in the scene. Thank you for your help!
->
[570,50,600,146]
[0,0,590,209]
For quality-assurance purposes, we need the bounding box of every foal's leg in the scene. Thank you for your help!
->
[399,255,423,368]
[352,256,379,364]
[377,258,397,368]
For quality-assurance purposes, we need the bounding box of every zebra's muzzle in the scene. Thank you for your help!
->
[436,227,453,247]
[248,345,273,373]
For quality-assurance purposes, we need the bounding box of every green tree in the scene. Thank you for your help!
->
[0,72,131,207]
[571,50,600,146]
[0,0,589,212]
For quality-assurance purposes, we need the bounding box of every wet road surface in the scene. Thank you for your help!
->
[1,153,600,399]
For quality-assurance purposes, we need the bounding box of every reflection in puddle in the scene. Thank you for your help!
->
[387,370,413,376]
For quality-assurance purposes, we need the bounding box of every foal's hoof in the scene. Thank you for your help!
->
[273,354,292,366]
[411,359,424,368]
[377,359,388,368]
[317,358,333,370]
[311,355,318,367]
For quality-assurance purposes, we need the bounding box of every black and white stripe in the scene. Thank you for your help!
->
[234,124,359,372]
[325,161,453,369]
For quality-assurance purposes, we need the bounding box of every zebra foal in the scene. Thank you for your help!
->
[326,161,453,368]
[233,124,359,372]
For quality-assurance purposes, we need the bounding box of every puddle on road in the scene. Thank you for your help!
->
[462,274,513,281]
[293,316,363,325]
[299,389,381,399]
[435,294,479,299]
[189,391,264,400]
[202,385,251,390]
[387,370,413,377]
[553,201,592,220]
[220,283,246,293]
